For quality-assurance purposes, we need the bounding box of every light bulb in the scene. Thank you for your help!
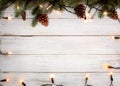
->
[6,79,9,82]
[103,11,108,16]
[7,51,12,55]
[50,74,55,78]
[17,6,20,10]
[109,72,113,76]
[85,74,89,79]
[39,4,43,8]
[8,16,12,20]
[49,74,55,84]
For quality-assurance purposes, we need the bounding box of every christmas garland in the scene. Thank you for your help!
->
[0,0,120,27]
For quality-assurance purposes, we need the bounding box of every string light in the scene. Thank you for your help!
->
[21,81,26,86]
[2,16,12,20]
[20,80,26,86]
[39,4,43,8]
[0,50,12,55]
[16,5,20,10]
[103,11,108,16]
[0,79,9,82]
[50,74,55,84]
[104,64,114,69]
[15,1,20,10]
[84,74,89,86]
[104,64,120,69]
[111,36,120,39]
[109,72,114,86]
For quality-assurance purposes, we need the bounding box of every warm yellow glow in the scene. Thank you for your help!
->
[16,6,20,10]
[85,74,89,79]
[103,11,108,15]
[7,51,12,55]
[8,16,12,20]
[20,80,24,83]
[6,78,9,82]
[49,74,55,79]
[56,10,61,14]
[103,64,109,69]
[109,72,113,76]
[39,5,43,8]
[111,36,115,39]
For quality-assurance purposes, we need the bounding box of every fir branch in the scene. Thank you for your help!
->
[61,5,74,8]
[91,6,102,11]
[0,1,15,11]
[62,6,75,14]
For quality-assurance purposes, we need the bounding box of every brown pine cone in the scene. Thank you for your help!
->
[111,11,118,20]
[38,14,49,26]
[74,4,86,19]
[21,11,26,21]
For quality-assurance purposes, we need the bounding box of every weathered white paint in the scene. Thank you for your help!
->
[0,6,120,86]
[1,36,120,54]
[0,73,120,86]
[0,55,120,72]
[0,19,120,35]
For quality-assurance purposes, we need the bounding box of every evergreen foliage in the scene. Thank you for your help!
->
[0,0,120,26]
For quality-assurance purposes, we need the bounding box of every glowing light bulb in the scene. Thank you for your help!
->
[7,51,12,55]
[103,11,108,16]
[49,74,55,84]
[39,5,43,8]
[111,36,115,39]
[17,6,20,10]
[109,72,113,76]
[6,78,9,82]
[85,74,89,79]
[56,10,61,14]
[103,64,114,69]
[50,74,55,78]
[104,64,109,69]
[110,35,120,39]
[8,16,12,20]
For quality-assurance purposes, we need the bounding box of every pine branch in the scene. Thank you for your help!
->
[0,1,15,11]
[62,6,75,14]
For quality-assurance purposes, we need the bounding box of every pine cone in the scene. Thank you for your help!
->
[111,11,118,20]
[74,4,86,19]
[21,11,26,21]
[38,14,49,26]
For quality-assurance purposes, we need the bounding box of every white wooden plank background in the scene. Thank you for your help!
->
[0,73,120,86]
[0,6,120,86]
[1,36,120,54]
[0,19,120,35]
[0,55,120,72]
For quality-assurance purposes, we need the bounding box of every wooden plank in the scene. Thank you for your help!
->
[0,55,120,72]
[0,72,120,86]
[1,36,120,55]
[0,19,120,35]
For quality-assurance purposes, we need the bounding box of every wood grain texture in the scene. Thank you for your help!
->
[0,6,120,86]
[0,73,120,86]
[0,19,120,35]
[1,36,120,54]
[0,55,120,72]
